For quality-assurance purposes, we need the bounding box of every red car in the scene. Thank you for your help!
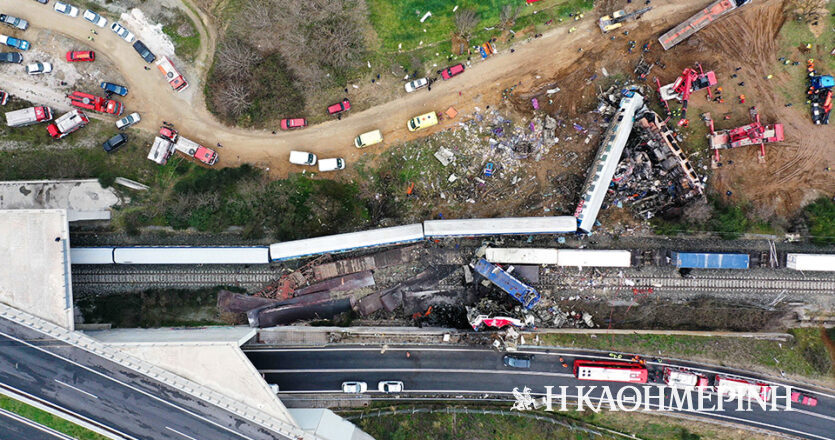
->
[441,63,465,80]
[280,118,307,130]
[327,99,351,115]
[159,127,178,142]
[791,392,818,407]
[0,91,8,106]
[66,51,95,62]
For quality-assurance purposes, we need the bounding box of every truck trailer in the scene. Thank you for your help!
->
[173,136,218,166]
[5,106,52,127]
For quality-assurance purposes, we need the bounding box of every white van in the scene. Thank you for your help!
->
[354,129,383,148]
[318,158,345,172]
[289,150,317,166]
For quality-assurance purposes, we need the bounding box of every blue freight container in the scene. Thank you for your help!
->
[672,252,749,269]
[473,259,541,309]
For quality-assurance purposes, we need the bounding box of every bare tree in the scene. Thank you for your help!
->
[216,38,261,79]
[243,0,277,28]
[499,4,520,31]
[216,82,252,117]
[786,0,826,23]
[454,8,479,40]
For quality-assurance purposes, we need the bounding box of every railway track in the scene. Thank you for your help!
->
[71,267,283,293]
[543,273,835,294]
[73,265,835,296]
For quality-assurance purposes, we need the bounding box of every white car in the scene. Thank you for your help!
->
[115,112,140,129]
[25,62,52,75]
[341,382,367,394]
[378,381,403,393]
[83,10,107,27]
[405,77,429,93]
[53,2,79,17]
[318,158,345,172]
[110,22,135,43]
[289,150,316,166]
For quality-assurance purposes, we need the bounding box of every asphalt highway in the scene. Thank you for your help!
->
[0,318,292,440]
[246,345,835,440]
[0,408,74,440]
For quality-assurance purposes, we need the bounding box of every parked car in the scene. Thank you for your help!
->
[0,52,22,64]
[115,112,140,129]
[440,63,465,80]
[0,91,8,106]
[25,62,52,75]
[289,150,317,166]
[280,118,307,130]
[326,98,351,115]
[377,381,403,393]
[32,0,49,4]
[791,392,818,407]
[132,40,155,63]
[100,81,128,96]
[503,354,533,369]
[318,158,345,172]
[341,382,367,394]
[66,50,94,62]
[0,14,29,31]
[82,9,106,27]
[354,129,383,148]
[53,1,79,17]
[102,133,128,153]
[0,35,30,51]
[404,77,428,93]
[110,22,135,43]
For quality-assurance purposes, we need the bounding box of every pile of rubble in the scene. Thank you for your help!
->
[596,85,705,221]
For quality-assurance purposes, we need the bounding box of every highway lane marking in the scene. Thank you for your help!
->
[249,347,835,398]
[0,329,266,440]
[0,382,138,440]
[54,379,99,400]
[259,368,575,377]
[0,408,75,440]
[166,426,199,440]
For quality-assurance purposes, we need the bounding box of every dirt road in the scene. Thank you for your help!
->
[2,0,726,176]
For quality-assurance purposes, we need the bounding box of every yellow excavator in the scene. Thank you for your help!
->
[598,6,651,33]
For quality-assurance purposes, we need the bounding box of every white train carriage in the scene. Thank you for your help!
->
[269,224,425,261]
[423,216,576,238]
[113,247,270,264]
[556,249,632,267]
[70,247,116,264]
[786,253,835,271]
[485,248,558,265]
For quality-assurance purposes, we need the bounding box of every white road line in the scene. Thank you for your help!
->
[166,426,199,440]
[0,408,75,440]
[54,379,99,400]
[0,330,260,440]
[0,381,138,440]
[260,368,575,377]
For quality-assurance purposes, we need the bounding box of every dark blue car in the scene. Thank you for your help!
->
[100,81,128,96]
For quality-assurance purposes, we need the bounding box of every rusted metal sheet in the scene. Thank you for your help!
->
[311,245,422,281]
[217,290,280,314]
[295,271,375,296]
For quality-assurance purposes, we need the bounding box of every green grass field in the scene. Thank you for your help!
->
[368,0,593,52]
[0,396,110,440]
[538,328,834,380]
